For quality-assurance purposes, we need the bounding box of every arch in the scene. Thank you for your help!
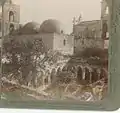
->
[66,65,73,72]
[84,67,91,84]
[70,65,76,74]
[77,66,83,84]
[100,68,108,79]
[62,66,67,72]
[9,11,15,22]
[91,68,99,83]
[96,68,101,80]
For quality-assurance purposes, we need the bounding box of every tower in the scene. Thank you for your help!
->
[101,0,109,39]
[0,0,20,36]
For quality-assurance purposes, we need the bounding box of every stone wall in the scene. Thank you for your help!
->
[7,33,74,55]
[0,2,20,37]
[73,20,104,54]
[73,20,101,39]
[53,33,74,55]
[38,33,54,51]
[74,38,104,54]
[11,33,54,51]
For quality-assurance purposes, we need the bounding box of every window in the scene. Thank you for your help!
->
[82,39,84,44]
[105,6,109,15]
[106,32,109,39]
[85,27,89,38]
[63,39,66,46]
[61,30,64,34]
[9,11,14,22]
[9,24,14,34]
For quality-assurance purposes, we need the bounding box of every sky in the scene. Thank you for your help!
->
[12,0,101,34]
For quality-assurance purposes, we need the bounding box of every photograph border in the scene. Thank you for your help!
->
[0,0,120,111]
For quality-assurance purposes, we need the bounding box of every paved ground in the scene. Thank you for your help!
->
[1,89,37,101]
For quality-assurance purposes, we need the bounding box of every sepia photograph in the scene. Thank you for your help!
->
[0,0,108,102]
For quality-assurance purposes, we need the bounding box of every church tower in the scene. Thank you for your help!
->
[0,0,20,36]
[101,0,109,39]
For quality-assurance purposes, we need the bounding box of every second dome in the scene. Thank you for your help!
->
[40,19,65,34]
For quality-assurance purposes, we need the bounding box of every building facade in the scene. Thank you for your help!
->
[73,20,104,54]
[0,0,20,37]
[12,19,74,55]
[0,0,74,55]
[73,0,109,54]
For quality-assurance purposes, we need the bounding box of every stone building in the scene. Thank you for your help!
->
[73,0,109,54]
[0,0,20,37]
[13,19,74,55]
[0,0,73,55]
[73,20,104,54]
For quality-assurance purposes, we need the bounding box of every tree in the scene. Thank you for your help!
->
[2,35,46,86]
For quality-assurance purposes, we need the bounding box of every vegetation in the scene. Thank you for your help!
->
[2,36,46,86]
[1,36,108,101]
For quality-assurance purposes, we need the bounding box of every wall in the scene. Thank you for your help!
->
[3,3,20,23]
[73,20,104,54]
[53,33,74,55]
[73,25,86,37]
[104,39,109,49]
[74,38,104,54]
[4,33,74,55]
[11,33,54,51]
[73,20,101,39]
[87,21,101,39]
[39,33,54,51]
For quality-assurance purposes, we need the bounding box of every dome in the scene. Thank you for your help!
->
[23,22,40,29]
[40,19,65,34]
[20,22,40,34]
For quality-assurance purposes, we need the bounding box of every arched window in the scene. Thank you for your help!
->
[9,24,14,34]
[63,39,66,46]
[61,30,64,34]
[105,6,109,15]
[9,11,14,22]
